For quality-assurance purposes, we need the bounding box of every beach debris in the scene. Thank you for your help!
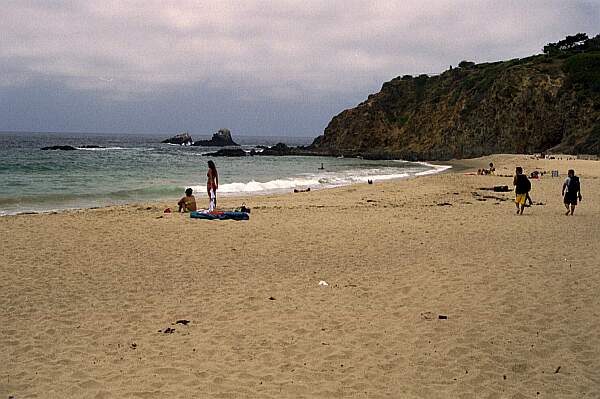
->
[294,188,311,193]
[164,208,172,213]
[436,202,452,206]
[175,319,190,326]
[479,186,510,192]
[159,327,176,334]
[420,312,435,321]
[130,343,137,349]
[555,366,561,374]
[438,315,448,320]
[368,179,373,184]
[268,296,276,300]
[318,280,329,287]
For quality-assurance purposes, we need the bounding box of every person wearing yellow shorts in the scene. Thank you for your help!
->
[513,167,531,215]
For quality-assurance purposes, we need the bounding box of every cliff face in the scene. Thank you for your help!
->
[311,52,600,160]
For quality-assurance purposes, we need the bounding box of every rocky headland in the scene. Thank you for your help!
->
[310,34,600,160]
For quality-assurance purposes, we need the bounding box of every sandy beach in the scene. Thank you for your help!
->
[1,154,599,398]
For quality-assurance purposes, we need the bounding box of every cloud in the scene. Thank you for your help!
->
[1,1,599,133]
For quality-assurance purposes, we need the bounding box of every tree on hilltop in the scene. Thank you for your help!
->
[544,33,590,55]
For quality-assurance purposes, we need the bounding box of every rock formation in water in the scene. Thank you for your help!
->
[41,145,78,151]
[193,129,239,147]
[310,34,600,160]
[162,132,193,145]
[204,148,248,157]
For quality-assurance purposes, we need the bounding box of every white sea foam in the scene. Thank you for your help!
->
[76,146,156,152]
[414,162,452,176]
[75,146,128,151]
[189,163,446,197]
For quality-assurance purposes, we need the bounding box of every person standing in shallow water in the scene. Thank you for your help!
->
[513,166,531,215]
[207,160,219,210]
[562,169,582,216]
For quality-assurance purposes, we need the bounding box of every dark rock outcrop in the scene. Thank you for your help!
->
[193,129,239,146]
[310,37,600,160]
[253,143,321,156]
[162,132,193,145]
[41,145,78,151]
[256,143,294,155]
[204,148,248,157]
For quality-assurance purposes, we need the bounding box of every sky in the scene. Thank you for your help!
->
[1,1,598,138]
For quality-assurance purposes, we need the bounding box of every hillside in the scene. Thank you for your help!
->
[310,34,600,160]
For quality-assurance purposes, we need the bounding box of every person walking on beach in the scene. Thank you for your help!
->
[513,166,531,215]
[177,188,197,212]
[207,160,219,211]
[562,169,582,216]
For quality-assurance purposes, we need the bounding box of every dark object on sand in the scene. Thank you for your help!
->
[368,179,373,184]
[236,204,251,213]
[479,186,510,192]
[164,208,172,213]
[437,202,452,206]
[269,296,276,300]
[41,145,78,151]
[162,327,176,334]
[175,319,190,325]
[294,188,311,193]
[438,315,448,319]
[555,366,561,374]
[79,145,104,149]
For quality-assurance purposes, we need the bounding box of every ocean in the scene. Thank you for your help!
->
[0,131,450,215]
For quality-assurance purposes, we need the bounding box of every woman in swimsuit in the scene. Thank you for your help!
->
[207,160,219,207]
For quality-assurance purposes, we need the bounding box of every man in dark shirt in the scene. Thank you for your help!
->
[562,169,582,216]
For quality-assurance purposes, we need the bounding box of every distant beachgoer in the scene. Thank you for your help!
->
[207,160,219,211]
[513,166,531,215]
[488,162,495,175]
[178,188,197,212]
[562,169,582,216]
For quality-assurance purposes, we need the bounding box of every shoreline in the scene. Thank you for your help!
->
[2,153,599,398]
[1,159,453,218]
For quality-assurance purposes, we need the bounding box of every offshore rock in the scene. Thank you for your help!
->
[162,132,193,145]
[41,145,78,151]
[204,148,248,157]
[193,129,239,147]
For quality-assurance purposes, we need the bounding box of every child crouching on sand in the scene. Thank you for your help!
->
[178,188,197,212]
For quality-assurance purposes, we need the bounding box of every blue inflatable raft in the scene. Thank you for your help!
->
[190,211,249,221]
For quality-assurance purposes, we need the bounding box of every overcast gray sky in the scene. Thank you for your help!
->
[1,1,598,137]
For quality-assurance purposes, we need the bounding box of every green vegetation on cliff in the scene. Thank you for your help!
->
[311,34,600,160]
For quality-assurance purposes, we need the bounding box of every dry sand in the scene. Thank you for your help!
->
[1,154,599,398]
